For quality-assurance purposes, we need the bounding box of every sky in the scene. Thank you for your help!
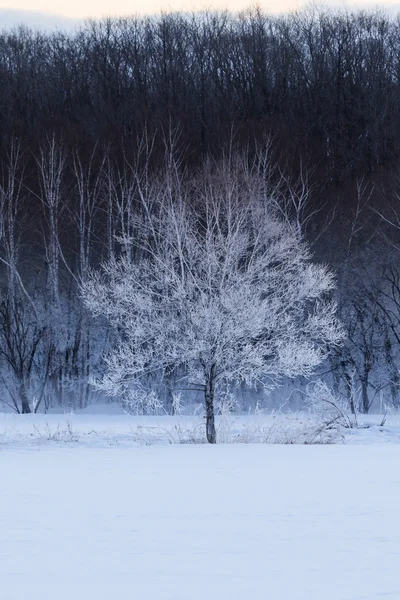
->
[1,0,298,21]
[0,0,399,29]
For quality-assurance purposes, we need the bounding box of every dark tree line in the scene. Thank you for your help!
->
[2,8,400,413]
[1,8,400,175]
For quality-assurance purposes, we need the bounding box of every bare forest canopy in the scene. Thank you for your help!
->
[2,7,400,414]
[2,8,400,174]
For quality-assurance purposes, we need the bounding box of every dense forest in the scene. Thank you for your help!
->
[1,7,400,414]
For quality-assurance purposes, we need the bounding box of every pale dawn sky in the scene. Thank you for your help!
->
[2,0,300,20]
[0,0,399,28]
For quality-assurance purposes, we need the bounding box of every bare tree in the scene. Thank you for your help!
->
[36,135,65,305]
[0,298,53,413]
[0,140,25,303]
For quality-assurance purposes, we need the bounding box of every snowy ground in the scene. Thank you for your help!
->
[1,407,400,447]
[1,409,400,600]
[1,442,400,600]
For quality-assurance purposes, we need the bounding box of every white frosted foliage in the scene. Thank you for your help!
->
[82,162,344,440]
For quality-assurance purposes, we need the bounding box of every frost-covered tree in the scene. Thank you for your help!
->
[82,157,344,442]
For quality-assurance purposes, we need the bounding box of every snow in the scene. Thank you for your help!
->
[1,410,400,600]
[1,441,400,600]
[2,409,400,447]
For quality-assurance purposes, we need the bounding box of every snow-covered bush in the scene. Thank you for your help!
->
[305,380,358,429]
[122,387,163,415]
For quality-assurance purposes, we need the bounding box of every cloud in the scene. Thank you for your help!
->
[0,8,81,31]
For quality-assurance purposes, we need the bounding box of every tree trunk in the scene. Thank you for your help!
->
[361,379,370,414]
[344,372,356,415]
[19,382,31,414]
[204,364,217,444]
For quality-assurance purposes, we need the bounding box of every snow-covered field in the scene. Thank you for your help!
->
[2,410,400,600]
[1,407,400,447]
[1,442,400,599]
